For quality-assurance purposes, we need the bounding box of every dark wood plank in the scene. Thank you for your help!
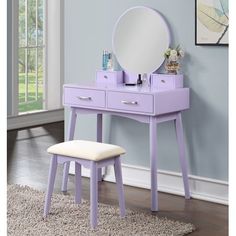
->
[7,122,228,236]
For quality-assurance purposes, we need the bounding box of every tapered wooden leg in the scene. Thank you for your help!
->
[44,155,58,217]
[150,117,158,211]
[75,162,82,204]
[97,114,103,181]
[90,162,98,228]
[175,112,190,199]
[61,108,77,192]
[61,162,70,192]
[114,157,125,217]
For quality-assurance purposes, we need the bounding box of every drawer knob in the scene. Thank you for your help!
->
[77,96,92,101]
[104,75,108,79]
[161,80,166,83]
[121,100,138,105]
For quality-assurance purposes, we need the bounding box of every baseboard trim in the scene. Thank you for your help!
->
[7,109,64,130]
[69,163,228,205]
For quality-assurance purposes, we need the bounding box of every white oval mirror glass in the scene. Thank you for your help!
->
[112,6,170,74]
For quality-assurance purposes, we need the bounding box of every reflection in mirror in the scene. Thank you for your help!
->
[112,6,170,75]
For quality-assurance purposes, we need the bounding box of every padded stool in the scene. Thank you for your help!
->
[43,140,126,228]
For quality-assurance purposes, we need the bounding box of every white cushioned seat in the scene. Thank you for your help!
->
[47,140,126,161]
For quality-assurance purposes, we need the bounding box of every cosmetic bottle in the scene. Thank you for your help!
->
[137,74,142,85]
[102,50,109,70]
[142,73,149,87]
[107,53,114,71]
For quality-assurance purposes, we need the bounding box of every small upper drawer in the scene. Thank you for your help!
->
[107,91,153,114]
[96,70,123,85]
[64,87,105,108]
[151,74,183,90]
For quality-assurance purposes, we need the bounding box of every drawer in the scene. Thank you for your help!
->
[96,70,123,85]
[107,91,153,113]
[64,87,105,108]
[151,74,183,90]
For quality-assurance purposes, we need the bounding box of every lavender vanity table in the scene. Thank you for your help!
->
[62,6,191,211]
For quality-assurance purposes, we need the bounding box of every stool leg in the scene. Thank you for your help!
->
[90,162,98,228]
[44,155,58,217]
[61,162,70,192]
[75,162,82,204]
[114,157,125,217]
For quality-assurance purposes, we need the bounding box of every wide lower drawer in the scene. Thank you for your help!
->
[107,91,153,113]
[64,87,105,108]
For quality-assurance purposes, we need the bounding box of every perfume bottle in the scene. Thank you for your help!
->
[107,53,114,71]
[142,73,149,87]
[137,74,142,85]
[102,50,109,70]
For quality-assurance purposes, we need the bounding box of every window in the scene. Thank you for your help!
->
[18,0,46,113]
[8,0,63,122]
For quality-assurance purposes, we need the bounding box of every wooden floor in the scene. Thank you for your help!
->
[7,122,228,236]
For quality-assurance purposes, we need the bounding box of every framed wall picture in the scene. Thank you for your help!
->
[195,0,228,45]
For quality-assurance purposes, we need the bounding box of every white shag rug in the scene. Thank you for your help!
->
[7,185,195,236]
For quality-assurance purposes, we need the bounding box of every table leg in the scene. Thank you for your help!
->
[175,112,190,199]
[97,114,103,181]
[61,108,77,192]
[150,117,158,211]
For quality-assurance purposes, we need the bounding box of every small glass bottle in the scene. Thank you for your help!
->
[107,53,114,71]
[142,73,149,87]
[102,50,108,70]
[137,74,142,85]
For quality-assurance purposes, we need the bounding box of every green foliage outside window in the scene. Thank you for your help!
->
[18,0,45,113]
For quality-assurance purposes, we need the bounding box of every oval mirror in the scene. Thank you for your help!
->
[112,6,170,75]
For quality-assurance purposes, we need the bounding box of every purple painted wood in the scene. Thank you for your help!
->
[107,91,154,113]
[64,84,189,116]
[58,155,114,169]
[64,87,106,108]
[58,155,91,168]
[62,83,190,212]
[61,108,77,192]
[97,114,103,181]
[97,158,115,168]
[97,114,103,143]
[96,70,123,85]
[151,74,183,90]
[114,157,126,217]
[155,112,178,124]
[44,154,58,217]
[67,108,77,141]
[175,112,190,199]
[90,161,98,228]
[75,162,82,204]
[45,151,125,228]
[154,88,189,115]
[76,107,151,123]
[150,117,158,211]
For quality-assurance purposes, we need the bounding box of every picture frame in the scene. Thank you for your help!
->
[195,0,228,46]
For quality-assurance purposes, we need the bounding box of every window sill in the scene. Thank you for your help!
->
[7,108,64,130]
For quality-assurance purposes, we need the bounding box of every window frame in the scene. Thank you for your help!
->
[11,0,48,115]
[10,0,64,117]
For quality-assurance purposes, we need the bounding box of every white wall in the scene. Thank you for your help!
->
[46,0,64,110]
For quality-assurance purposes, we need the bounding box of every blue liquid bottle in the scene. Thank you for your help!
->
[102,50,109,70]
